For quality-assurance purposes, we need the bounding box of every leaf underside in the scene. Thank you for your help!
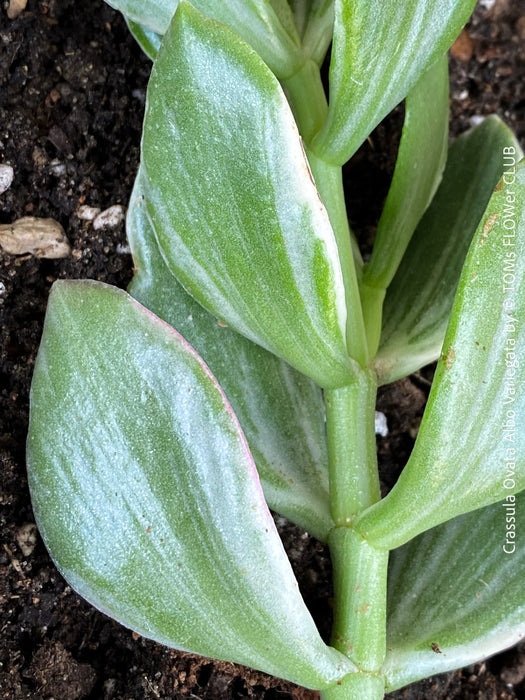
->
[386,492,525,690]
[375,116,523,385]
[363,54,449,290]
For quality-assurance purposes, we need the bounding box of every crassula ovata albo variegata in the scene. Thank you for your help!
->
[26,1,525,698]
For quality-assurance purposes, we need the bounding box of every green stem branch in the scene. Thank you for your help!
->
[328,528,388,672]
[325,370,380,523]
[282,59,387,700]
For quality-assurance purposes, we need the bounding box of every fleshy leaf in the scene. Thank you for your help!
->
[126,18,161,60]
[142,3,355,389]
[375,116,523,385]
[127,170,333,541]
[106,0,304,77]
[105,0,175,33]
[27,280,355,689]
[362,55,449,291]
[289,0,334,65]
[312,0,476,165]
[356,157,525,549]
[385,492,525,690]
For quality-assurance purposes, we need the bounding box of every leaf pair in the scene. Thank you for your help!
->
[116,0,476,168]
[27,271,525,691]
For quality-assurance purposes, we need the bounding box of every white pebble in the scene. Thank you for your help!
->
[0,217,71,258]
[93,204,125,230]
[7,0,27,20]
[470,115,485,128]
[0,164,14,194]
[76,204,101,221]
[49,159,66,177]
[375,411,389,438]
[478,0,496,9]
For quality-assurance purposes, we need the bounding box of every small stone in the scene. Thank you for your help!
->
[76,204,101,221]
[49,159,66,177]
[93,204,125,230]
[15,523,38,557]
[470,115,485,128]
[32,147,48,169]
[7,0,27,19]
[0,217,71,258]
[0,164,14,194]
[450,29,475,62]
[375,411,388,438]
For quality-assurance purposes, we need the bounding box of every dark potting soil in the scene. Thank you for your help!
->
[0,1,524,698]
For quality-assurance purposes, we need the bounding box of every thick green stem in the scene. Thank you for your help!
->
[282,60,387,700]
[359,283,386,359]
[328,528,388,672]
[321,672,385,700]
[282,59,328,144]
[324,371,387,700]
[325,370,380,523]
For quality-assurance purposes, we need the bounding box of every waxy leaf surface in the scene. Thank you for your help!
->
[375,116,522,385]
[127,171,333,540]
[363,55,449,290]
[142,4,354,389]
[386,493,525,690]
[27,281,355,689]
[313,0,476,164]
[357,158,525,549]
[106,0,304,77]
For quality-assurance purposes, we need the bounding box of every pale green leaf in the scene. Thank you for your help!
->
[363,55,449,291]
[27,280,355,689]
[105,0,174,33]
[106,0,304,77]
[375,116,523,385]
[356,157,525,548]
[127,170,333,540]
[289,0,334,65]
[386,492,525,690]
[312,0,476,165]
[126,18,161,60]
[142,3,355,389]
